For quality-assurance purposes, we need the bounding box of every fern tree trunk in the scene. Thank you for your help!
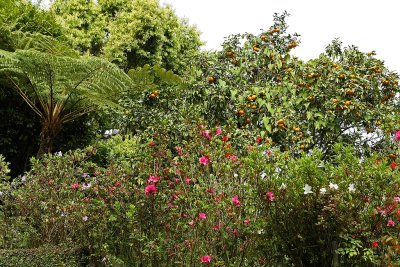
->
[37,108,62,157]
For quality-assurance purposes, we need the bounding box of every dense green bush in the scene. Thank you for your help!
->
[0,246,83,267]
[1,126,398,266]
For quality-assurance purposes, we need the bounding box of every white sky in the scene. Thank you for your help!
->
[161,0,400,75]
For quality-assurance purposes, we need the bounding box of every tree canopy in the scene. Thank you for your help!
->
[51,0,203,73]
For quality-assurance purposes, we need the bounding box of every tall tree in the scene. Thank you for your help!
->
[51,0,203,73]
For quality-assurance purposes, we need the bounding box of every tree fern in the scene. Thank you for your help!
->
[0,46,135,155]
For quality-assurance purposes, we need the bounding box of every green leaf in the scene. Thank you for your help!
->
[268,64,274,71]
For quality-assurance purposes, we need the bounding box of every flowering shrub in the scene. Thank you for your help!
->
[0,125,399,266]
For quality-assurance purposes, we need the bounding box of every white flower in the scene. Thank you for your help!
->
[0,191,3,197]
[83,216,88,222]
[329,183,339,190]
[320,187,327,194]
[348,183,356,193]
[82,182,92,190]
[233,173,238,178]
[55,151,63,156]
[279,183,287,190]
[303,184,313,194]
[21,175,26,182]
[260,172,267,179]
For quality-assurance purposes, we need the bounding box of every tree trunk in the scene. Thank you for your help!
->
[37,120,61,157]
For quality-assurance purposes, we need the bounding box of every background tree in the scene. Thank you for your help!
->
[51,0,203,73]
[193,12,400,157]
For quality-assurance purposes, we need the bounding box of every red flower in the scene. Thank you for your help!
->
[148,141,155,147]
[222,135,229,142]
[390,162,398,169]
[372,241,379,248]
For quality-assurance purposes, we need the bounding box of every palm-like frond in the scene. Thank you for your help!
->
[0,49,134,119]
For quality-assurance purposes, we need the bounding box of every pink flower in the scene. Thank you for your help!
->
[200,255,211,263]
[387,219,395,227]
[185,177,191,184]
[188,220,195,226]
[71,182,79,190]
[145,184,157,195]
[199,213,206,220]
[232,195,241,207]
[396,131,400,141]
[266,191,275,201]
[202,130,212,139]
[148,141,155,147]
[148,175,160,184]
[229,155,237,161]
[394,197,400,203]
[243,219,251,225]
[199,156,209,166]
[232,229,238,235]
[216,127,222,135]
[176,146,183,156]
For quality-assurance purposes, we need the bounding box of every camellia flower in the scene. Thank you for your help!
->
[229,155,237,161]
[185,177,191,184]
[396,131,400,141]
[199,213,207,220]
[394,197,400,203]
[266,191,274,201]
[202,130,212,139]
[232,229,238,235]
[216,127,222,135]
[390,162,398,170]
[348,183,356,193]
[243,219,251,225]
[387,219,395,227]
[199,156,209,166]
[176,146,183,156]
[145,184,157,195]
[329,183,339,190]
[372,241,379,248]
[200,255,211,263]
[71,182,79,190]
[320,188,327,194]
[232,195,241,207]
[303,184,313,194]
[148,175,160,184]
